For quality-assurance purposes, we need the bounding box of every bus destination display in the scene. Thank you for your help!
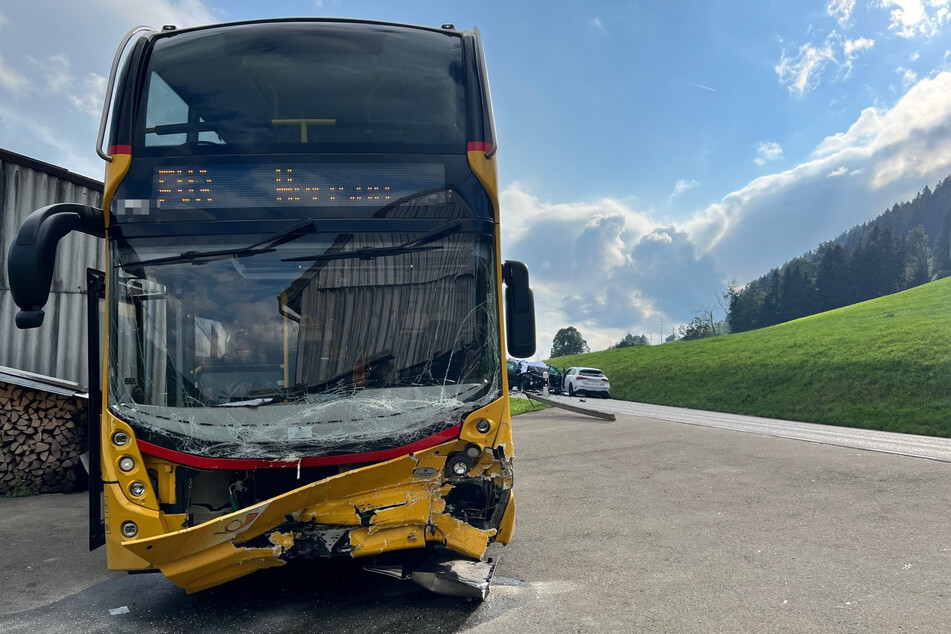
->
[153,163,445,209]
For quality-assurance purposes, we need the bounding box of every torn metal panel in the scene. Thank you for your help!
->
[409,557,497,601]
[365,551,498,601]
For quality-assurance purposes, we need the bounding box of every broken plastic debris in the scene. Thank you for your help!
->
[109,606,130,615]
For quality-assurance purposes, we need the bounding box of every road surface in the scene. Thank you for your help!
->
[536,394,951,462]
[1,406,949,632]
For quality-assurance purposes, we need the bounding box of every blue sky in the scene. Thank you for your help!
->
[2,1,951,353]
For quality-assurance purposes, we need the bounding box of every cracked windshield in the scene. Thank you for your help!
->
[110,229,499,459]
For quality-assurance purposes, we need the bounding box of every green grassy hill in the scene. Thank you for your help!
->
[550,277,951,437]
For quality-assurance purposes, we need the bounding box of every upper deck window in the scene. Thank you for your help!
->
[137,22,466,155]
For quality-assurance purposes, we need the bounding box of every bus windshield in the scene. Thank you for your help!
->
[138,22,466,155]
[109,226,501,460]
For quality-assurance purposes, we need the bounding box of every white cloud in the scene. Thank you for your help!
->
[32,53,72,93]
[692,71,951,278]
[827,166,849,177]
[500,184,656,250]
[897,65,919,87]
[753,141,784,166]
[670,179,699,198]
[0,10,7,28]
[874,0,951,38]
[843,36,875,57]
[839,36,875,77]
[827,0,856,26]
[776,25,891,97]
[910,51,921,60]
[590,17,606,32]
[776,31,877,96]
[27,54,107,118]
[500,185,722,353]
[0,56,30,94]
[775,40,837,97]
[812,72,951,185]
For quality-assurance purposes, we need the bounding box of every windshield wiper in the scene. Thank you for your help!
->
[214,397,275,408]
[119,218,317,268]
[281,219,462,263]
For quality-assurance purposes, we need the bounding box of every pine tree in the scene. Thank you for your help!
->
[815,243,850,311]
[727,281,765,333]
[935,209,951,278]
[904,225,931,287]
[762,269,782,327]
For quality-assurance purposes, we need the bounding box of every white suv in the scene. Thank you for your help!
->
[564,367,611,399]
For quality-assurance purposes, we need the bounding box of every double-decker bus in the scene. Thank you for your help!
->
[7,19,535,600]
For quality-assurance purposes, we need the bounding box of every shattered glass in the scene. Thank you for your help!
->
[108,227,501,459]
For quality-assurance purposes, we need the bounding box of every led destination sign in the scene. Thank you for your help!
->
[153,163,445,209]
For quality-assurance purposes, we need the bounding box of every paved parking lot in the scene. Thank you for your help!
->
[2,407,949,633]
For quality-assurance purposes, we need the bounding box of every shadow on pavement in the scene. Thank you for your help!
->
[0,558,529,634]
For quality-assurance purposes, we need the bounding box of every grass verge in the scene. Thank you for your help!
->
[509,395,551,416]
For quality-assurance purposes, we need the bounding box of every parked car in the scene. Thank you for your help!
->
[517,360,549,393]
[506,359,520,387]
[563,367,611,398]
[546,365,565,394]
[507,360,565,394]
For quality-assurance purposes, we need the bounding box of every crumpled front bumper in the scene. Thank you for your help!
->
[122,438,514,594]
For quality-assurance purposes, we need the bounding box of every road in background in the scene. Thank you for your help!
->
[537,394,951,463]
[1,407,949,632]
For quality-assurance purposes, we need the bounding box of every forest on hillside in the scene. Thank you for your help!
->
[726,175,951,334]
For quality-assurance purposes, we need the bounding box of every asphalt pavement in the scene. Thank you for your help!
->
[1,407,949,633]
[539,394,951,462]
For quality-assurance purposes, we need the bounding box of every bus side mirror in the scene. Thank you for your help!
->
[502,260,536,358]
[7,203,105,329]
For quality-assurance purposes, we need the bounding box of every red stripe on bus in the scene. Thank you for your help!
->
[109,145,132,155]
[467,142,493,153]
[136,424,463,470]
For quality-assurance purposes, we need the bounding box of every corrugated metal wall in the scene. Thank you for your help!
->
[0,150,104,387]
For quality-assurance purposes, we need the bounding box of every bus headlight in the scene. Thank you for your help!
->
[112,431,129,446]
[118,456,135,472]
[451,460,470,476]
[121,521,138,538]
[475,419,491,433]
[129,482,146,497]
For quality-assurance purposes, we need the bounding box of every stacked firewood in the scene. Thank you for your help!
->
[0,382,87,494]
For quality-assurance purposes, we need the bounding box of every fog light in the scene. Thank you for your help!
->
[475,419,491,433]
[121,521,138,538]
[129,481,146,497]
[118,456,135,472]
[451,460,469,476]
[112,431,129,446]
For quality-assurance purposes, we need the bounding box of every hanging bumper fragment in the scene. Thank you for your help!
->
[365,550,497,600]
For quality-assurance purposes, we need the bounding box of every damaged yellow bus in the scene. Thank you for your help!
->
[6,19,535,600]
